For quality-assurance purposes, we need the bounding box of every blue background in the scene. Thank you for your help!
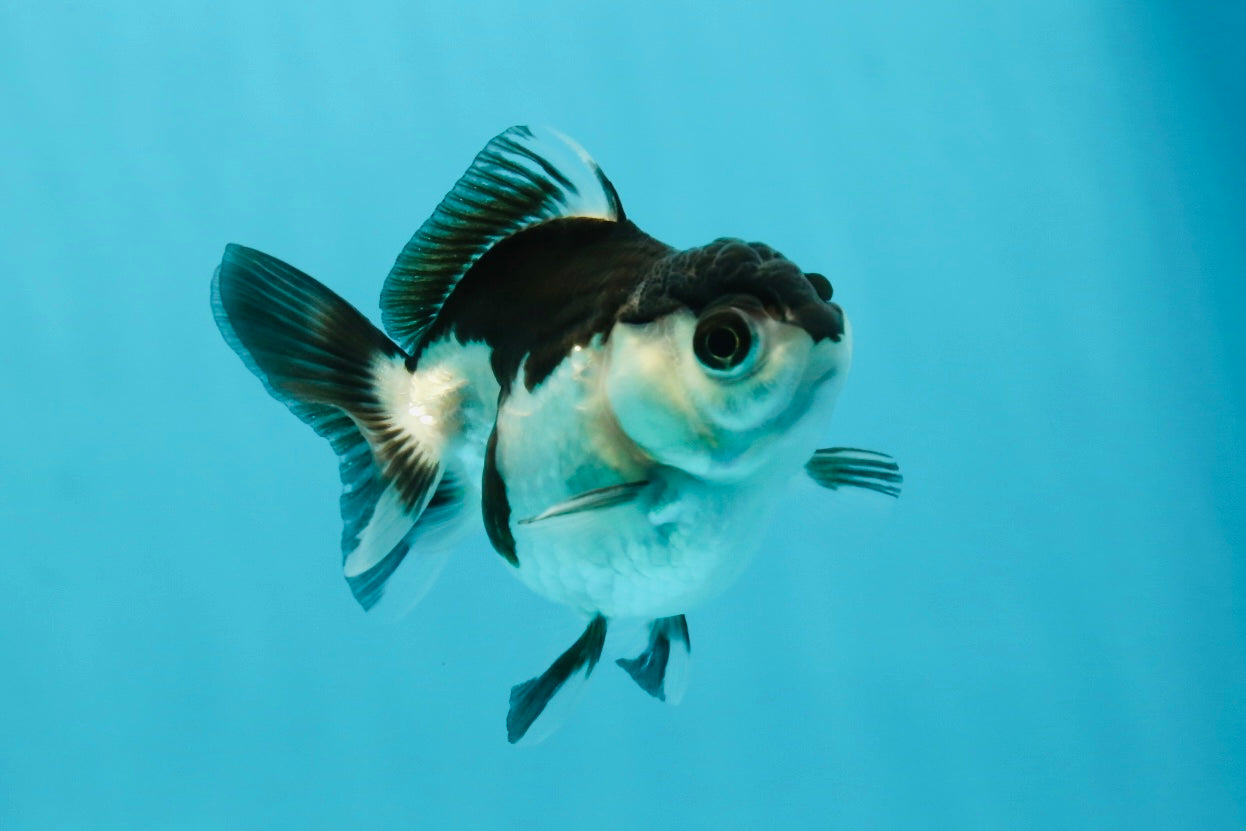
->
[2,1,1243,828]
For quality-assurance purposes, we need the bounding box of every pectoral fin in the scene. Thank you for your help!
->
[518,481,650,525]
[805,447,903,498]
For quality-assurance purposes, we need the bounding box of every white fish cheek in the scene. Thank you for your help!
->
[630,317,820,477]
[774,328,853,458]
[703,372,791,434]
[605,319,712,471]
[710,325,813,427]
[697,325,851,480]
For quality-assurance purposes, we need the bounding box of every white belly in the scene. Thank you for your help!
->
[491,342,777,618]
[510,476,774,618]
[420,336,784,619]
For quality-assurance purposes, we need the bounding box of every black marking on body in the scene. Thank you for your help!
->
[381,126,625,353]
[417,220,844,396]
[417,217,673,393]
[383,128,841,398]
[482,423,518,566]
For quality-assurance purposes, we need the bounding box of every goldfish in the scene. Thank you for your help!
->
[212,126,901,743]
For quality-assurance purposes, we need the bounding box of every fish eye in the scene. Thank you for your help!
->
[693,308,757,374]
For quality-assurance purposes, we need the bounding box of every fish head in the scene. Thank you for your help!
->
[604,239,851,481]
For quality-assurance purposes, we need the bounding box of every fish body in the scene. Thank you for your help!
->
[212,126,901,742]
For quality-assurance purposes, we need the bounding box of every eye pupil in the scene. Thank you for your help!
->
[694,309,754,371]
[706,327,740,360]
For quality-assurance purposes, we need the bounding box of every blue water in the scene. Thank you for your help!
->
[2,2,1243,828]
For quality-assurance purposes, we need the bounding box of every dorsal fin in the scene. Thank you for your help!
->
[380,126,625,353]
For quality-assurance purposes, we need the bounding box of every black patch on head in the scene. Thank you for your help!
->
[417,218,673,393]
[805,272,833,302]
[620,238,844,342]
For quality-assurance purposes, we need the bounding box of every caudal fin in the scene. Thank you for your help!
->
[211,243,461,611]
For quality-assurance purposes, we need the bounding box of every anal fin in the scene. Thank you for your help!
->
[507,615,607,744]
[616,615,691,704]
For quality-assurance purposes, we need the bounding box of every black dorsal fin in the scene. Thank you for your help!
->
[380,126,625,353]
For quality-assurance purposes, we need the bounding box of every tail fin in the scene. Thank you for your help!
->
[212,244,461,611]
